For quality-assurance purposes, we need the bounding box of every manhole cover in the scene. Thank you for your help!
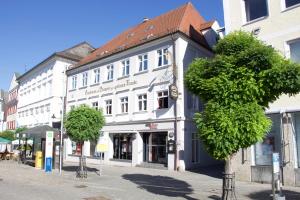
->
[75,184,87,188]
[83,196,111,200]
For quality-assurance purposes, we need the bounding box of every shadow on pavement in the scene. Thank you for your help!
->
[122,174,197,200]
[208,194,221,199]
[63,165,99,173]
[187,164,224,179]
[247,189,300,200]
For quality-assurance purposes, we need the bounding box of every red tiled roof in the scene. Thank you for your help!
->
[74,2,210,68]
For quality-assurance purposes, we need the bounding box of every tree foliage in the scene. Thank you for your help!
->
[15,126,28,134]
[184,31,300,160]
[0,130,15,141]
[65,105,105,143]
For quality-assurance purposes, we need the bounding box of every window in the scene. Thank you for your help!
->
[138,94,147,111]
[30,108,33,116]
[157,48,169,67]
[254,114,281,165]
[121,59,130,76]
[138,54,148,71]
[105,99,112,115]
[107,64,114,80]
[244,0,268,22]
[192,133,200,163]
[40,106,44,114]
[285,0,300,8]
[71,75,77,89]
[289,40,300,63]
[46,104,50,112]
[293,112,300,167]
[35,107,39,114]
[120,97,128,113]
[92,102,99,110]
[70,105,75,110]
[94,68,100,84]
[82,72,88,87]
[113,134,132,160]
[157,91,169,109]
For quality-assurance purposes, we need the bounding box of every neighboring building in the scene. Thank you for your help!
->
[17,42,94,129]
[223,0,300,185]
[6,73,20,130]
[65,3,222,170]
[0,89,8,132]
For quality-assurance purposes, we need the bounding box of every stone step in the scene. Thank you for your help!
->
[136,162,167,170]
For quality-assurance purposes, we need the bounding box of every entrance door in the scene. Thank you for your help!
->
[143,132,167,164]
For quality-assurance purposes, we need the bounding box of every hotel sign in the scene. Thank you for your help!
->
[85,80,137,96]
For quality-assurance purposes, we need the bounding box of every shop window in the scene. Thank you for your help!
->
[289,39,300,63]
[90,140,97,157]
[285,0,300,8]
[254,114,281,165]
[244,0,268,22]
[192,133,200,163]
[157,91,169,109]
[292,112,300,167]
[113,134,132,160]
[72,141,82,155]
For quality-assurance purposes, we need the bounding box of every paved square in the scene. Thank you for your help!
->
[1,161,300,200]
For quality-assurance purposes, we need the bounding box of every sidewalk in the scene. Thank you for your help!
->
[0,160,300,200]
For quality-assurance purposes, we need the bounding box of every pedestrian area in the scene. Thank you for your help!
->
[1,161,300,200]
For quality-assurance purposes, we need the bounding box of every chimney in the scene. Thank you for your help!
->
[143,17,149,23]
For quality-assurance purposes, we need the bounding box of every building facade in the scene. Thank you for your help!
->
[65,3,222,171]
[223,0,300,186]
[17,42,94,129]
[6,73,20,130]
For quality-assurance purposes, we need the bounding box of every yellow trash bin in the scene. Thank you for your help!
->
[35,151,43,169]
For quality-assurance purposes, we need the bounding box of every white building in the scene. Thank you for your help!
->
[17,42,94,129]
[65,3,222,170]
[223,0,300,185]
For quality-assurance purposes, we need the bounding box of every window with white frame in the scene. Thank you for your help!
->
[92,102,99,110]
[94,68,100,84]
[46,104,50,112]
[157,90,169,109]
[105,99,112,115]
[284,0,300,8]
[70,105,75,110]
[71,75,77,89]
[138,54,148,71]
[243,0,268,22]
[138,94,147,111]
[121,59,130,76]
[289,39,300,63]
[157,48,169,67]
[107,64,114,80]
[35,107,39,114]
[30,108,33,116]
[41,106,44,114]
[120,97,128,113]
[82,72,88,87]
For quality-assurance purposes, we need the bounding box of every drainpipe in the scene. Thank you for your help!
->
[171,34,179,171]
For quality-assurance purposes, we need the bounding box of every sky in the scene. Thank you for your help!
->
[0,0,224,91]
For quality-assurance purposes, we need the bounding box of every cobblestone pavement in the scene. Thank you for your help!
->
[1,160,300,200]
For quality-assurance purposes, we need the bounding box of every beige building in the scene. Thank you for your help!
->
[223,0,300,186]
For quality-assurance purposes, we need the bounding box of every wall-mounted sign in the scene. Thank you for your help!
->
[85,80,137,96]
[146,122,158,130]
[169,84,178,100]
[45,131,54,172]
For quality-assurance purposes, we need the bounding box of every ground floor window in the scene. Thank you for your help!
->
[71,141,82,156]
[192,133,200,163]
[113,134,132,160]
[254,113,281,165]
[292,112,300,167]
[143,132,167,164]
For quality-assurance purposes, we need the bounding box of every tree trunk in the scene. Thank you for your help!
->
[80,142,83,175]
[222,155,237,200]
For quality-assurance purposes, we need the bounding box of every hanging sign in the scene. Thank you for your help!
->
[169,84,178,100]
[45,131,54,172]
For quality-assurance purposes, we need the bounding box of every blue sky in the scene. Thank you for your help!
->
[0,0,224,91]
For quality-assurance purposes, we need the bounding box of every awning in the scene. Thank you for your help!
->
[0,137,11,144]
[19,125,60,140]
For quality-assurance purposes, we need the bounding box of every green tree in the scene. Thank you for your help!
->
[15,126,28,134]
[64,105,105,177]
[184,31,300,197]
[0,130,15,140]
